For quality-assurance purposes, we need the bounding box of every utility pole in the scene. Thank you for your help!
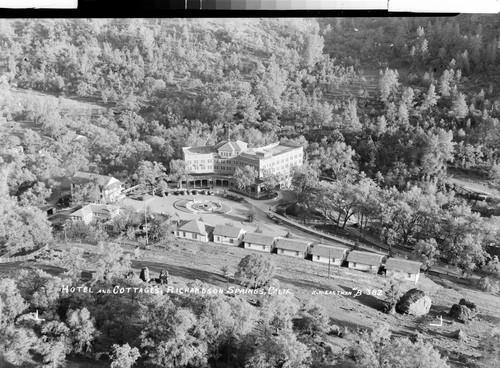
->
[144,199,148,247]
[328,249,331,278]
[64,222,68,244]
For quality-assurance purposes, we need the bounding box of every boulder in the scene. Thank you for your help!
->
[453,329,467,341]
[140,267,150,283]
[396,289,432,317]
[459,298,478,317]
[449,303,476,323]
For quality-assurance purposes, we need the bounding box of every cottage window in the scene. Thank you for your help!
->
[353,262,357,267]
[407,273,411,278]
[192,233,196,239]
[217,236,221,242]
[183,232,186,237]
[229,239,234,244]
[316,255,320,260]
[332,258,336,263]
[296,251,299,256]
[262,245,265,250]
[280,249,284,254]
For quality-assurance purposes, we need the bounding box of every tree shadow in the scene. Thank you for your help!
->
[339,285,385,311]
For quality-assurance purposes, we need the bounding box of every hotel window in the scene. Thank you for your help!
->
[195,160,198,164]
[221,166,225,170]
[215,166,218,169]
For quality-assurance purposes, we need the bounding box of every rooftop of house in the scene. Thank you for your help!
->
[213,224,245,238]
[347,251,385,265]
[72,171,122,189]
[243,232,277,246]
[70,203,120,218]
[385,258,422,274]
[310,244,349,258]
[275,238,311,252]
[177,219,214,236]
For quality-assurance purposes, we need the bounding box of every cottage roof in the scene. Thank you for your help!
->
[310,244,348,258]
[275,238,311,252]
[243,233,276,246]
[178,220,214,236]
[90,204,119,214]
[347,251,385,265]
[73,171,121,190]
[70,205,93,218]
[213,225,244,238]
[385,258,422,274]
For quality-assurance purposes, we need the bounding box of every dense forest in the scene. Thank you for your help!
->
[1,17,500,367]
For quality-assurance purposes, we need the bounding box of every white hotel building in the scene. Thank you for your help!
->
[181,140,304,196]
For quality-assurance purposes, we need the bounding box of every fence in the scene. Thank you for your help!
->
[0,244,49,264]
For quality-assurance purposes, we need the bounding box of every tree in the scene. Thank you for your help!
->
[235,254,276,289]
[245,206,256,223]
[233,165,258,193]
[110,343,141,368]
[66,307,99,354]
[0,324,39,366]
[260,289,299,335]
[168,159,189,187]
[414,238,439,269]
[290,162,319,205]
[140,297,207,368]
[383,277,403,314]
[92,242,132,283]
[246,330,311,368]
[299,301,330,337]
[379,68,400,103]
[451,92,468,119]
[0,197,53,253]
[71,180,101,206]
[17,181,52,206]
[454,142,483,170]
[420,128,455,181]
[420,84,439,111]
[312,141,357,180]
[478,327,500,368]
[134,160,166,195]
[260,169,282,192]
[343,323,449,368]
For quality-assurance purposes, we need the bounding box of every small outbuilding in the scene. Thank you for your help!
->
[347,251,385,273]
[213,225,245,246]
[385,258,422,285]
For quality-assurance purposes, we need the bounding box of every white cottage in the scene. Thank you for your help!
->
[243,233,277,252]
[175,220,214,243]
[347,251,385,273]
[213,225,245,246]
[275,238,312,258]
[310,244,349,266]
[385,258,422,285]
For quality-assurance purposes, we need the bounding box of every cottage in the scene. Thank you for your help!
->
[385,258,422,284]
[69,203,120,224]
[347,251,385,273]
[175,219,214,243]
[70,205,94,224]
[71,171,124,203]
[213,225,245,246]
[243,233,277,252]
[310,244,349,266]
[275,238,312,258]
